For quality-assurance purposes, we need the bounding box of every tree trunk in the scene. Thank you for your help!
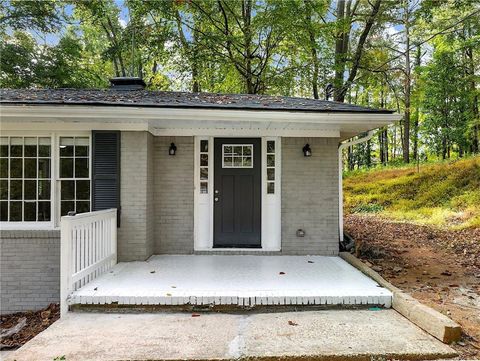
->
[333,0,346,100]
[304,0,319,99]
[413,45,421,160]
[402,0,411,163]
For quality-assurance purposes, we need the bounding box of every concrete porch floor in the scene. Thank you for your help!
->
[69,255,392,308]
[5,310,456,361]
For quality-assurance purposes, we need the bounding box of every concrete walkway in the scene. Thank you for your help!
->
[6,310,456,361]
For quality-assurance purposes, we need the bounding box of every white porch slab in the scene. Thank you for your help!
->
[70,255,392,307]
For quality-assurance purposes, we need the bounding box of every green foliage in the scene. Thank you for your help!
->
[344,156,480,229]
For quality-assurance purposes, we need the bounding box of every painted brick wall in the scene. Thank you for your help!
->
[117,131,155,261]
[154,137,194,254]
[281,137,340,255]
[0,230,60,314]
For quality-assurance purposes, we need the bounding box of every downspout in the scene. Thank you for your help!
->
[338,130,375,243]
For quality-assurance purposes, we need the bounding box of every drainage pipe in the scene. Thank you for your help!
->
[338,130,375,243]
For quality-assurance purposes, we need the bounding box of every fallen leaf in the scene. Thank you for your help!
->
[307,260,314,263]
[93,287,98,291]
[279,272,286,275]
[191,313,201,317]
[150,270,156,274]
[288,320,298,326]
[166,293,172,296]
[171,286,177,288]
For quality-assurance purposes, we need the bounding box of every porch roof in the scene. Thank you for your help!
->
[1,88,393,114]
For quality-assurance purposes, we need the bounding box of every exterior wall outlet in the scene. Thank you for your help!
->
[296,229,305,237]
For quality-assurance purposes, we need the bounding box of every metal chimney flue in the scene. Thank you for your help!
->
[109,77,146,90]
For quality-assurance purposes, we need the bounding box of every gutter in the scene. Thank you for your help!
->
[338,130,375,243]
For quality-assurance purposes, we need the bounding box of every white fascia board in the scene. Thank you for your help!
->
[0,104,401,135]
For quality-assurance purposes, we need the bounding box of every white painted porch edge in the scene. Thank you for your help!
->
[68,255,393,308]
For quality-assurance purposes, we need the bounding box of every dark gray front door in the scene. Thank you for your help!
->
[214,138,261,248]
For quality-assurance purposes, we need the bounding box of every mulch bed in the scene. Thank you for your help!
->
[0,303,59,349]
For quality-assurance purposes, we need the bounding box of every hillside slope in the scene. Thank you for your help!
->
[344,156,480,229]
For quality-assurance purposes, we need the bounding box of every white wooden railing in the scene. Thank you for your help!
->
[60,208,117,316]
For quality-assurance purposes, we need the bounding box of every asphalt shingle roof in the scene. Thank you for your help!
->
[0,88,393,113]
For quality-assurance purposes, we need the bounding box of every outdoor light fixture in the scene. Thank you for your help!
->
[302,144,312,157]
[169,142,177,156]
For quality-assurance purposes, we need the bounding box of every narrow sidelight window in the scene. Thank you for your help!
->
[199,139,209,194]
[266,140,275,194]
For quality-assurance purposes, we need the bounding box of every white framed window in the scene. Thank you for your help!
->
[199,139,209,194]
[222,144,253,168]
[266,140,276,194]
[59,136,91,216]
[0,136,52,223]
[0,132,91,229]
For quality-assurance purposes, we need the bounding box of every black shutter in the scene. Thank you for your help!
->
[92,131,120,225]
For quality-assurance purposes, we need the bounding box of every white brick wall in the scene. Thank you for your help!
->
[117,132,155,261]
[153,137,194,254]
[281,137,340,255]
[0,230,60,314]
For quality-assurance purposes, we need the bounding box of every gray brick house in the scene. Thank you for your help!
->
[0,81,399,313]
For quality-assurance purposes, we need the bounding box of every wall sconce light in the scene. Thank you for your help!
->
[302,144,312,157]
[169,142,177,156]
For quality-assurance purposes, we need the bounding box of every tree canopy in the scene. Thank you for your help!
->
[1,0,479,166]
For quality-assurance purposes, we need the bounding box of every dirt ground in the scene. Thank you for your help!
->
[0,303,59,350]
[345,214,480,359]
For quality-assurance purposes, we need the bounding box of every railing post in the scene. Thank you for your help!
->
[111,210,117,266]
[60,215,74,318]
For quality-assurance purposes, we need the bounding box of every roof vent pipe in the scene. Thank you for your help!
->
[109,77,146,90]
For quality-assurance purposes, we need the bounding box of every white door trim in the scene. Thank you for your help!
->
[193,136,281,251]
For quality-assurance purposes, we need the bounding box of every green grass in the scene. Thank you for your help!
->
[343,156,480,229]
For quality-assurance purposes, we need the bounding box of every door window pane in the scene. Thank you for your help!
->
[222,144,253,168]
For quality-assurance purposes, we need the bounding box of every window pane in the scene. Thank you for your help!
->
[10,180,22,200]
[24,180,36,200]
[200,168,208,180]
[223,156,233,167]
[267,182,275,194]
[267,141,275,154]
[38,158,50,178]
[60,158,73,178]
[39,138,51,157]
[0,137,8,157]
[38,180,50,200]
[75,158,89,178]
[267,154,275,167]
[76,201,90,214]
[0,180,7,199]
[200,182,208,194]
[0,158,7,178]
[38,201,51,221]
[233,146,242,156]
[267,168,275,181]
[75,137,89,156]
[200,140,208,153]
[60,137,74,156]
[24,137,37,157]
[10,138,22,157]
[243,157,252,167]
[76,180,90,200]
[61,201,75,216]
[9,201,22,221]
[200,154,208,166]
[0,201,7,221]
[24,158,37,178]
[24,201,36,221]
[10,158,22,178]
[244,146,252,156]
[224,146,232,154]
[234,157,242,167]
[61,180,75,200]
